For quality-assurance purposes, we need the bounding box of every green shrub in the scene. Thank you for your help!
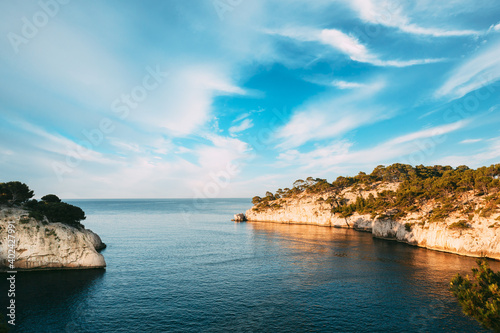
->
[404,223,413,232]
[25,199,85,228]
[0,181,34,205]
[41,194,61,203]
[450,259,500,331]
[251,164,500,223]
[28,210,45,222]
[480,206,496,218]
[0,183,87,228]
[449,220,470,229]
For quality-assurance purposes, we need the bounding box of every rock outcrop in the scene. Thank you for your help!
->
[0,207,106,270]
[233,213,247,222]
[244,183,500,260]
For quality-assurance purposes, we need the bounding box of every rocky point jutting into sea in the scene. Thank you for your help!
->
[238,164,500,260]
[0,182,106,271]
[0,206,106,270]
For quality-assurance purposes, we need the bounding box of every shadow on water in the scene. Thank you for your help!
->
[238,221,494,332]
[0,269,105,333]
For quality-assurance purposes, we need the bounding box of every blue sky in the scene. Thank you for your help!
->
[1,0,500,198]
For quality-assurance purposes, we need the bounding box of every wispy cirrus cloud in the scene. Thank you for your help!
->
[435,40,500,100]
[460,138,483,144]
[276,120,469,173]
[4,119,110,164]
[132,66,247,137]
[229,118,254,135]
[385,120,469,145]
[268,27,445,67]
[303,76,367,89]
[331,80,367,89]
[349,0,482,37]
[436,137,500,167]
[276,80,388,149]
[1,0,499,199]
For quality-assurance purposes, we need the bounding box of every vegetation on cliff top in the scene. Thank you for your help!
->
[450,259,500,331]
[0,181,86,228]
[252,163,500,221]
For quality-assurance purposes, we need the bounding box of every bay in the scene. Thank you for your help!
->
[2,198,496,332]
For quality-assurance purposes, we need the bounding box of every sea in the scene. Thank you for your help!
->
[1,198,497,332]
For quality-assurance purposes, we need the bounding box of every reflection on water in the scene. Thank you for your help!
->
[0,269,105,332]
[247,221,498,332]
[249,221,500,272]
[2,199,496,332]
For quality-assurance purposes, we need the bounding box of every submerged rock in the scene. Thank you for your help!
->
[0,207,106,270]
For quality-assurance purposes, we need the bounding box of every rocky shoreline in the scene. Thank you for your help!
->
[237,182,500,260]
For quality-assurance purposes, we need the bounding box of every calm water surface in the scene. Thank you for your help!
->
[2,198,497,332]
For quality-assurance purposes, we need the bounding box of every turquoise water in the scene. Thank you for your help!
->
[1,198,496,332]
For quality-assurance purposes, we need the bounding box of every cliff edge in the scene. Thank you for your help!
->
[244,164,500,260]
[0,206,106,270]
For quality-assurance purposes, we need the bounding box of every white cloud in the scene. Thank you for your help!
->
[276,80,387,149]
[176,146,192,154]
[196,135,249,169]
[233,113,251,123]
[349,0,481,37]
[108,138,143,154]
[12,120,111,164]
[128,66,246,136]
[331,80,366,89]
[269,27,445,67]
[276,120,468,172]
[488,22,500,33]
[0,20,132,112]
[276,140,352,168]
[276,110,358,149]
[436,137,500,167]
[386,120,469,145]
[435,40,500,99]
[1,0,497,199]
[229,118,254,134]
[460,138,483,144]
[318,29,371,62]
[305,76,367,89]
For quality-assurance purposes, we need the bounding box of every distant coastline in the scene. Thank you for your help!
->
[239,164,500,260]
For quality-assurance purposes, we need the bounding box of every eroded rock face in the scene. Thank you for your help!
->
[368,217,500,260]
[245,185,500,260]
[0,207,106,270]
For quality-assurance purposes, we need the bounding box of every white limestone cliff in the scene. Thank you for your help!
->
[244,183,500,260]
[0,207,106,270]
